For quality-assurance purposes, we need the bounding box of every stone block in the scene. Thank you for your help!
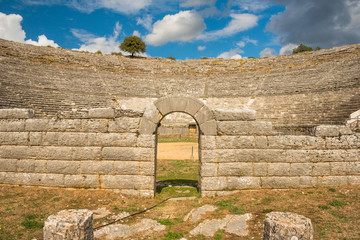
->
[326,135,360,149]
[25,119,49,131]
[102,147,154,161]
[142,103,162,124]
[348,176,360,185]
[0,159,17,171]
[81,161,113,174]
[200,136,215,150]
[201,163,217,177]
[263,212,313,240]
[330,162,348,175]
[312,163,330,176]
[72,147,102,160]
[201,177,227,191]
[227,177,260,189]
[215,136,254,149]
[29,132,43,145]
[0,132,28,145]
[42,132,60,145]
[81,119,108,133]
[254,149,285,163]
[58,133,97,146]
[194,106,214,125]
[0,109,34,119]
[138,118,157,135]
[48,119,82,132]
[261,177,300,188]
[290,163,313,176]
[217,121,272,136]
[96,133,136,147]
[33,146,72,160]
[137,135,155,148]
[107,118,140,133]
[267,136,325,149]
[184,98,204,116]
[253,163,268,177]
[218,163,253,176]
[64,175,99,188]
[317,176,347,186]
[213,109,256,121]
[0,146,30,159]
[121,189,154,197]
[347,162,360,175]
[88,108,114,119]
[114,161,139,175]
[202,149,256,163]
[47,161,80,174]
[0,120,26,131]
[199,119,217,136]
[268,163,290,176]
[315,125,352,137]
[43,209,94,240]
[155,97,187,116]
[255,136,268,149]
[300,176,318,187]
[101,175,154,189]
[14,173,64,187]
[139,162,155,175]
[17,160,47,173]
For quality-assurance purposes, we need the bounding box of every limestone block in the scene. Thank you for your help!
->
[0,146,30,159]
[0,120,26,131]
[348,176,360,185]
[199,119,217,136]
[200,136,215,150]
[263,212,313,240]
[261,177,300,188]
[0,172,16,184]
[217,121,272,136]
[201,177,227,191]
[315,125,352,137]
[72,147,102,160]
[137,135,155,148]
[227,177,260,189]
[108,118,140,133]
[0,132,28,145]
[0,109,34,119]
[25,119,49,131]
[0,159,17,171]
[317,176,347,186]
[17,160,47,173]
[58,133,97,146]
[290,163,313,176]
[139,162,155,175]
[81,161,114,174]
[325,135,360,149]
[253,163,268,177]
[33,146,72,160]
[267,136,325,149]
[121,189,154,197]
[96,133,136,147]
[43,209,93,240]
[201,150,217,163]
[300,176,318,187]
[201,163,217,177]
[138,118,157,135]
[184,98,204,116]
[346,162,360,175]
[268,163,290,176]
[194,106,214,125]
[142,103,162,124]
[255,136,268,149]
[184,205,218,222]
[254,149,285,163]
[48,119,82,132]
[330,162,348,175]
[213,109,256,121]
[114,161,139,175]
[218,163,252,176]
[64,175,99,188]
[102,147,154,161]
[312,163,330,176]
[81,119,108,133]
[17,173,64,186]
[101,175,154,189]
[47,161,80,174]
[114,108,143,118]
[29,132,43,145]
[215,136,254,149]
[41,132,60,145]
[88,108,114,119]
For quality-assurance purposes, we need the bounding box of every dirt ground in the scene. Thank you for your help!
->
[157,142,199,160]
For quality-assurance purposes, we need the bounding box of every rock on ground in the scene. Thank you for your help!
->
[189,213,252,237]
[184,205,217,222]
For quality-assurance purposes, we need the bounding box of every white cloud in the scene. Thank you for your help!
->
[25,34,59,47]
[180,0,216,8]
[217,48,244,59]
[198,45,206,51]
[24,0,152,14]
[260,48,275,57]
[132,30,141,37]
[145,10,206,46]
[233,0,272,12]
[72,22,125,54]
[236,41,245,48]
[279,43,298,55]
[137,15,153,31]
[0,12,26,42]
[199,13,258,40]
[242,36,258,45]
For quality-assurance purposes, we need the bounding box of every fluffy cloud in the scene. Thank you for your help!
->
[137,15,153,31]
[267,0,360,48]
[72,22,124,54]
[24,0,152,14]
[237,36,258,48]
[217,48,243,59]
[0,12,26,42]
[0,12,59,47]
[199,13,258,40]
[145,11,206,46]
[279,43,298,55]
[260,48,275,57]
[180,0,216,8]
[198,45,206,51]
[233,0,272,12]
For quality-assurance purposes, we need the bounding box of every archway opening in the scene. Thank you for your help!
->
[155,112,200,197]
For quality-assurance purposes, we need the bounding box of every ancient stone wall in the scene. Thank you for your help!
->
[1,97,359,196]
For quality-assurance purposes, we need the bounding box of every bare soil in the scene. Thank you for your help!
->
[157,142,199,160]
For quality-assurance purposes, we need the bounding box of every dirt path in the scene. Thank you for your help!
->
[157,142,199,160]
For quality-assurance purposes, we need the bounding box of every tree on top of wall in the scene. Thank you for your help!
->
[119,36,146,57]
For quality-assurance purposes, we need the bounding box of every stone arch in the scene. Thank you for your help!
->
[139,96,217,136]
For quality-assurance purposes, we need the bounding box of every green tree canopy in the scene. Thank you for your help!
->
[120,36,146,57]
[292,43,313,54]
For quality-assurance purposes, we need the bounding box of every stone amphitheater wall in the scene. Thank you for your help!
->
[0,96,359,197]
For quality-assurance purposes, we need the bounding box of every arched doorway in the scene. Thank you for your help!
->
[139,96,217,196]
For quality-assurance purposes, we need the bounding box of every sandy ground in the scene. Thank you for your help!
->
[157,142,199,160]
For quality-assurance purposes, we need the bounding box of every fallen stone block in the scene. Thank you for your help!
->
[184,205,217,222]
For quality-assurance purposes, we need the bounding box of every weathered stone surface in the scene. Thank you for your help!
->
[184,205,217,222]
[137,134,155,148]
[216,136,255,149]
[263,212,313,240]
[64,175,99,188]
[43,209,93,240]
[267,136,325,149]
[96,133,136,147]
[227,177,261,189]
[25,119,49,131]
[199,119,217,136]
[200,135,215,150]
[88,108,114,119]
[213,109,256,121]
[17,160,47,173]
[315,125,352,137]
[0,132,28,145]
[0,159,17,171]
[194,106,214,125]
[142,103,162,124]
[0,120,25,131]
[94,218,165,240]
[92,207,111,220]
[218,163,252,176]
[81,119,108,133]
[102,147,154,161]
[101,175,154,189]
[138,118,157,135]
[81,161,114,174]
[261,177,300,188]
[0,109,34,119]
[268,163,290,176]
[290,163,313,176]
[201,163,217,177]
[217,121,273,135]
[47,161,80,174]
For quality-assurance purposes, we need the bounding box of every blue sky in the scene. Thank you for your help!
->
[0,0,359,60]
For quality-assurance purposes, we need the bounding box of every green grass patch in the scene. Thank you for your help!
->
[21,214,44,229]
[330,200,347,207]
[318,205,331,210]
[156,159,198,181]
[163,231,184,239]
